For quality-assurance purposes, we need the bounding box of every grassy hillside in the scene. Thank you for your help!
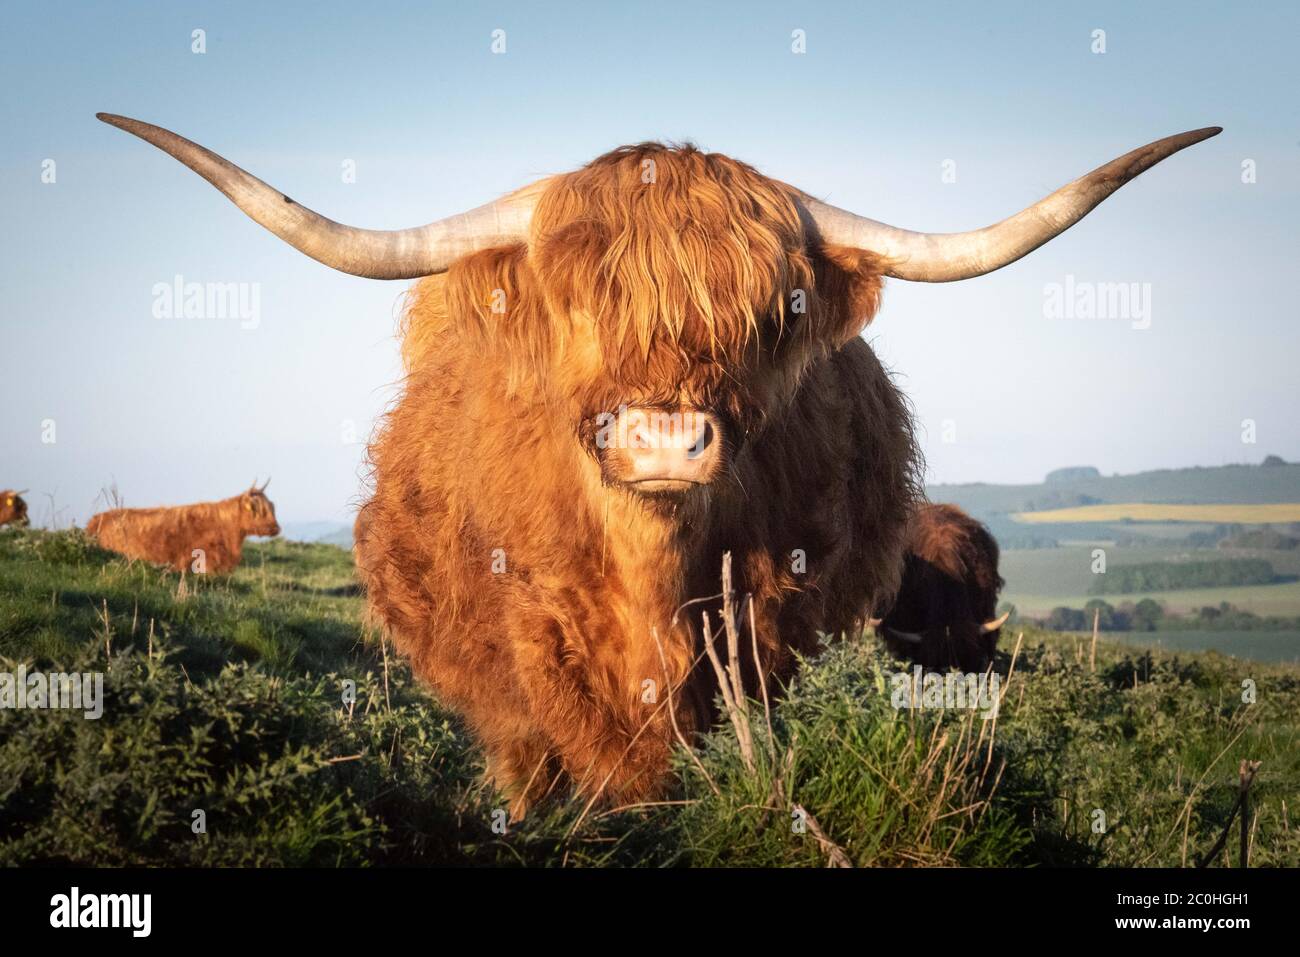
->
[1,527,1297,867]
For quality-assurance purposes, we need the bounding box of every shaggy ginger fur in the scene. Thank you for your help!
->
[0,491,28,527]
[355,144,922,814]
[86,486,280,573]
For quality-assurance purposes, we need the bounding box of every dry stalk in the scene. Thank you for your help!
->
[651,626,719,796]
[794,803,852,868]
[380,631,392,712]
[1090,607,1099,672]
[700,608,755,772]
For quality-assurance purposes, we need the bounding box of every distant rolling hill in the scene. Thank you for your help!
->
[928,461,1300,519]
[279,521,353,549]
[929,460,1300,550]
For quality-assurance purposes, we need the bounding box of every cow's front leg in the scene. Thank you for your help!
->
[483,735,561,822]
[512,624,693,808]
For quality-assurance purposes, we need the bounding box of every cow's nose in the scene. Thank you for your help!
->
[615,407,722,492]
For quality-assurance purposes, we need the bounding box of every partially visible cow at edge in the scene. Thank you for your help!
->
[874,503,1009,673]
[86,482,280,573]
[99,112,1218,814]
[0,490,29,527]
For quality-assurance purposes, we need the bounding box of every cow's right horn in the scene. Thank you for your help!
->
[981,611,1012,634]
[96,114,541,279]
[803,127,1221,282]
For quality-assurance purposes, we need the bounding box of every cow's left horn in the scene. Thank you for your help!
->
[980,611,1011,634]
[802,127,1221,282]
[96,114,540,279]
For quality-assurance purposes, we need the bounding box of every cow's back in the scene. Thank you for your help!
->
[86,504,241,573]
[908,503,1003,621]
[883,503,1004,669]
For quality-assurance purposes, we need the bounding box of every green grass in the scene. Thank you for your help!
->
[1002,546,1300,596]
[1084,630,1300,665]
[1,526,1297,867]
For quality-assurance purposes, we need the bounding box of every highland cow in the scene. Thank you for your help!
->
[99,113,1218,812]
[85,482,280,573]
[875,504,1008,672]
[0,490,29,527]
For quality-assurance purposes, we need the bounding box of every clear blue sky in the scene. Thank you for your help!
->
[2,0,1297,527]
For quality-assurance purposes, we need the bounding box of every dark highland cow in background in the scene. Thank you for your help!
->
[86,482,280,574]
[0,490,28,527]
[99,112,1218,814]
[876,503,1008,672]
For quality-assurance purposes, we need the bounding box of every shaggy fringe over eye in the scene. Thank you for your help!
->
[400,146,890,399]
[529,143,820,371]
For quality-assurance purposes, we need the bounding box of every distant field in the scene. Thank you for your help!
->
[1055,629,1300,665]
[1002,546,1300,592]
[1005,581,1300,619]
[1012,503,1300,524]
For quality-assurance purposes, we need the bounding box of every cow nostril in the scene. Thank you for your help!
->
[687,421,714,460]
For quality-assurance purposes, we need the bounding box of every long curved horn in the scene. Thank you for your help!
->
[96,113,541,279]
[802,127,1221,282]
[980,611,1012,634]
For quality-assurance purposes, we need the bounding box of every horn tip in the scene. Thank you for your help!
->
[97,113,145,134]
[96,112,136,132]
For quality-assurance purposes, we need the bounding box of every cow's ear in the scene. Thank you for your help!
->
[813,243,887,348]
